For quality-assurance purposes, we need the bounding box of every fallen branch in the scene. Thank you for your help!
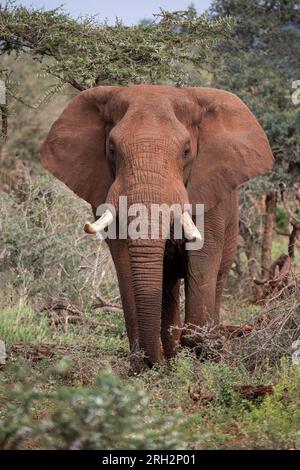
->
[219,324,254,337]
[41,300,83,316]
[233,384,273,400]
[189,383,273,404]
[41,301,83,331]
[92,293,123,313]
[50,314,82,326]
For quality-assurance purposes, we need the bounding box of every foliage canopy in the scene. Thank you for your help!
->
[0,3,231,90]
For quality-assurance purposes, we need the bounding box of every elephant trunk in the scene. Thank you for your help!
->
[125,168,176,365]
[128,238,166,365]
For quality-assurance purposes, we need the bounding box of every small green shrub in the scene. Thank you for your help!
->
[200,363,240,407]
[240,361,300,449]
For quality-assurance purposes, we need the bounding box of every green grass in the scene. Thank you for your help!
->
[0,305,49,345]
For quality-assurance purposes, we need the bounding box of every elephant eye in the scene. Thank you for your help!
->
[183,146,191,158]
[108,143,116,158]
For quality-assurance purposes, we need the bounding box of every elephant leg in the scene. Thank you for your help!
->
[182,202,227,334]
[181,204,224,350]
[181,252,221,351]
[107,239,138,353]
[184,251,220,325]
[182,198,239,351]
[161,278,181,358]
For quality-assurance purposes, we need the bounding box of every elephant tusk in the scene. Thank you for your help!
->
[84,209,114,235]
[181,211,202,241]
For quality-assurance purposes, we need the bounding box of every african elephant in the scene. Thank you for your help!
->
[41,85,274,367]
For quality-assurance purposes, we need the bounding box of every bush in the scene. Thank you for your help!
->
[0,175,118,309]
[0,364,189,450]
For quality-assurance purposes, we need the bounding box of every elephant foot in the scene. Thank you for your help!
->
[128,343,165,375]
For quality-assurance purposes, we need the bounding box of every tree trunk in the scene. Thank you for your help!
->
[261,192,277,281]
[239,219,258,279]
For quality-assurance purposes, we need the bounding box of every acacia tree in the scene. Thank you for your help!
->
[209,0,300,297]
[0,4,230,90]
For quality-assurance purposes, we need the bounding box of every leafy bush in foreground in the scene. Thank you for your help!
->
[0,364,188,450]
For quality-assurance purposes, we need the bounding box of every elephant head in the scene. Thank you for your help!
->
[41,85,274,364]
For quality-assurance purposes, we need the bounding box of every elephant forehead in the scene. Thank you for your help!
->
[106,112,188,155]
[110,85,195,120]
[117,84,183,100]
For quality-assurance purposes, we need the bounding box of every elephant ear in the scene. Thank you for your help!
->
[185,87,274,212]
[41,86,119,207]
